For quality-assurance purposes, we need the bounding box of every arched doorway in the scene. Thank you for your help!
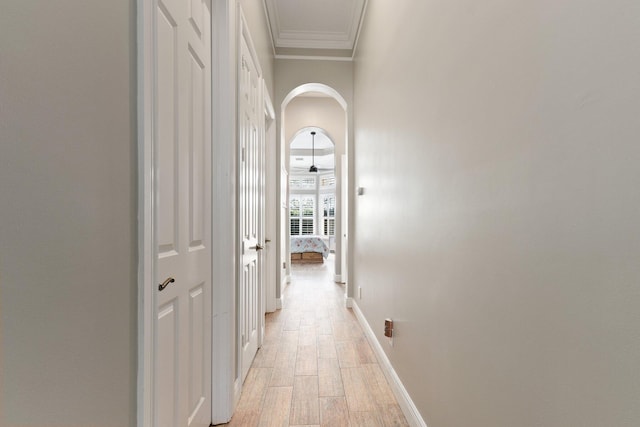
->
[277,83,351,307]
[288,128,336,267]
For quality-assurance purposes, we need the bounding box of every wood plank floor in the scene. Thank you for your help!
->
[220,255,409,426]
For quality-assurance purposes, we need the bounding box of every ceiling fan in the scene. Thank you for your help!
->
[309,131,318,173]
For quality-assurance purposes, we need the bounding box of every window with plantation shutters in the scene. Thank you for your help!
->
[290,198,300,235]
[322,194,335,236]
[290,195,315,235]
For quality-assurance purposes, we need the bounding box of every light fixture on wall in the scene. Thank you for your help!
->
[309,131,318,173]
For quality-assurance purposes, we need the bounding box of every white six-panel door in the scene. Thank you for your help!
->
[154,0,212,425]
[239,31,264,383]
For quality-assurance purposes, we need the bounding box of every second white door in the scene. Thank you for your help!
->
[238,28,264,383]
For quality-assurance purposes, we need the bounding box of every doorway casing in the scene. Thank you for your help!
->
[278,83,352,307]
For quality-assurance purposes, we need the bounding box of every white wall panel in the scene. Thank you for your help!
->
[157,2,180,256]
[188,285,205,420]
[157,302,178,427]
[189,47,205,249]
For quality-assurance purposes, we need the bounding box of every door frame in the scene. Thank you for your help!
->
[137,1,157,425]
[235,4,266,400]
[137,0,236,426]
[263,84,277,314]
[210,0,236,423]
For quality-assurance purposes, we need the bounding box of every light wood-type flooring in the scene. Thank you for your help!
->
[220,255,409,426]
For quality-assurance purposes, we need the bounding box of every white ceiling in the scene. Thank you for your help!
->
[290,129,335,172]
[264,0,367,58]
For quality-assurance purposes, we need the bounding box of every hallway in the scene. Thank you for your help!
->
[223,256,409,426]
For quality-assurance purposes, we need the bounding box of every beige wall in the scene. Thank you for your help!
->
[274,59,353,110]
[284,97,346,157]
[0,1,136,426]
[353,1,640,426]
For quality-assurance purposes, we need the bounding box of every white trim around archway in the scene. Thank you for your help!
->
[278,83,351,307]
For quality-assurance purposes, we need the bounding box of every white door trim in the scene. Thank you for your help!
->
[264,82,277,314]
[211,0,235,423]
[137,0,155,425]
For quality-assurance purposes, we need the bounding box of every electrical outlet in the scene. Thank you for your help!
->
[384,318,394,347]
[358,286,362,299]
[384,319,393,337]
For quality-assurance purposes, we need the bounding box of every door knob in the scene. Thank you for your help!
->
[158,277,175,291]
[250,244,264,251]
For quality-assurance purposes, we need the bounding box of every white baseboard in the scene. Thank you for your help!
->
[334,274,342,283]
[276,297,282,309]
[344,296,353,308]
[233,377,242,409]
[352,302,427,427]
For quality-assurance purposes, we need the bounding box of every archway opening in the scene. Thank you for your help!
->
[288,127,337,267]
[277,83,350,308]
